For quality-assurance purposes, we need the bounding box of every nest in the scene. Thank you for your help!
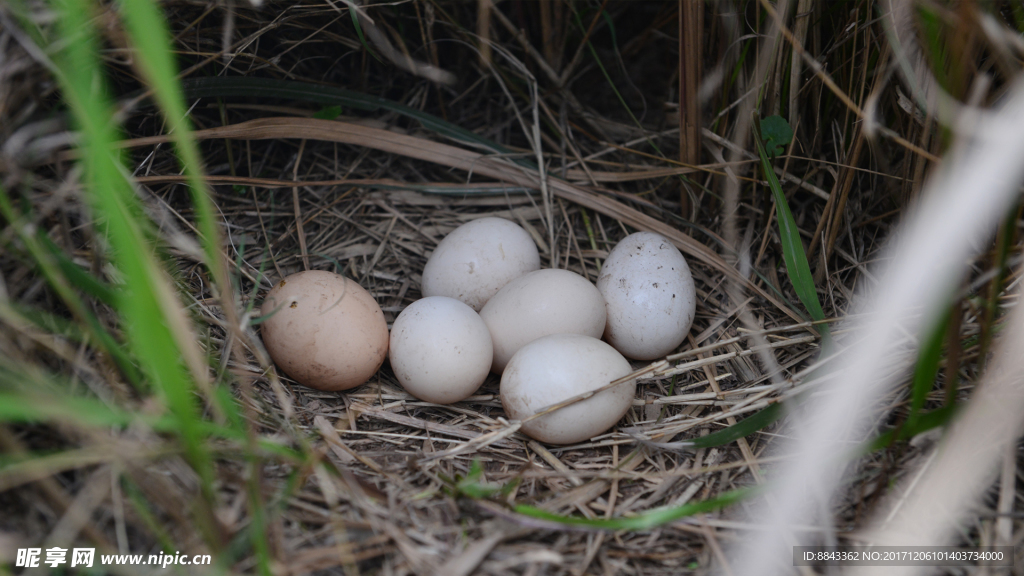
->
[2,1,1019,574]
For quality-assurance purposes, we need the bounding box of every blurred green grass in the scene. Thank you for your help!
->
[1,0,280,567]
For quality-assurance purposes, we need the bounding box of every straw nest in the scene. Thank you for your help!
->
[1,1,1020,574]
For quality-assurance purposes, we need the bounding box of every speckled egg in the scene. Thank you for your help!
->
[597,232,696,360]
[260,270,388,391]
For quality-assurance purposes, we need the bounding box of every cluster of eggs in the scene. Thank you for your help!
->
[259,217,697,445]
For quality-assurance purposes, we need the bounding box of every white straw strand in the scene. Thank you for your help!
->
[727,78,1024,576]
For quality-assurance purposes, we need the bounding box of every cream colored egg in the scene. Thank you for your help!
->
[260,270,388,391]
[480,268,607,373]
[421,217,540,311]
[389,296,493,404]
[597,232,697,360]
[500,333,636,445]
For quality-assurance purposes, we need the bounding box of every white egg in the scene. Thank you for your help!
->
[500,333,636,445]
[480,268,607,373]
[388,296,493,404]
[421,217,541,311]
[597,231,697,360]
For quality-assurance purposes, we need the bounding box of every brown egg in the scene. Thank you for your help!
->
[260,270,388,391]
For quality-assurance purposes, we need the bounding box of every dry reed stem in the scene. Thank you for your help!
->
[849,286,1024,576]
[730,78,1024,575]
[116,116,810,327]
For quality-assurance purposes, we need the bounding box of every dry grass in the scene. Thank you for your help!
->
[1,1,1022,574]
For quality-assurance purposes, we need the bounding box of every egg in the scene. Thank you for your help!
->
[260,270,388,391]
[597,232,697,360]
[388,296,493,404]
[500,333,636,445]
[480,268,607,373]
[421,217,541,311]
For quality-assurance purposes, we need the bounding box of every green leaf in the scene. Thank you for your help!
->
[312,105,342,120]
[455,459,503,499]
[754,126,832,348]
[760,115,793,158]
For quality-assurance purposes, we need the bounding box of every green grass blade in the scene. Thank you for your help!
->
[978,202,1019,363]
[906,309,951,430]
[116,0,227,293]
[754,128,832,347]
[0,361,167,430]
[49,0,219,543]
[513,486,756,531]
[865,404,958,452]
[122,479,179,555]
[684,402,786,449]
[104,7,280,554]
[35,232,119,307]
[0,187,141,385]
[4,303,85,342]
[0,301,146,392]
[0,363,303,460]
[347,6,382,64]
[0,389,147,429]
[865,304,955,451]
